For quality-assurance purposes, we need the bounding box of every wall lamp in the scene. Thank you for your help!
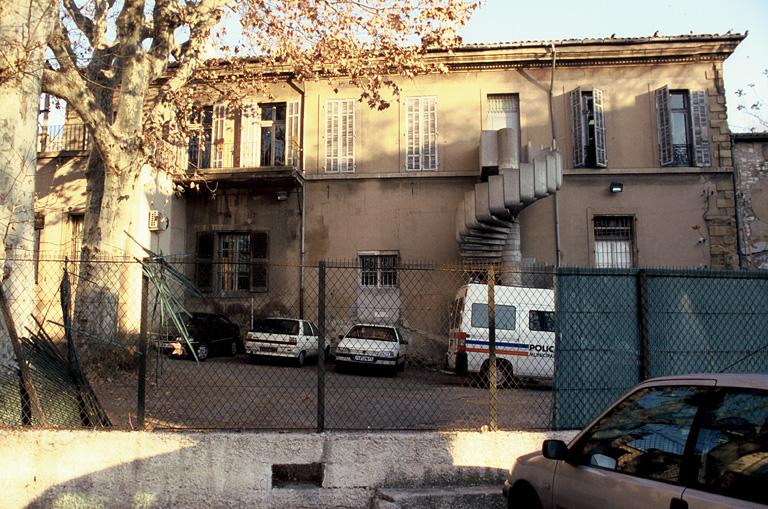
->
[609,182,624,194]
[276,191,288,201]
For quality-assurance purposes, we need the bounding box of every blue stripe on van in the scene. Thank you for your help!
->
[465,339,529,349]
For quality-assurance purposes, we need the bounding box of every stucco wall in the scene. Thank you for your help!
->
[0,429,577,509]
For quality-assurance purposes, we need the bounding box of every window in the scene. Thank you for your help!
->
[260,103,286,166]
[325,99,355,173]
[470,303,516,331]
[656,86,711,167]
[593,215,635,268]
[69,213,84,261]
[690,388,768,504]
[188,105,227,170]
[529,310,556,332]
[487,93,520,131]
[572,385,707,483]
[570,88,607,168]
[196,231,268,293]
[359,253,398,287]
[405,96,437,171]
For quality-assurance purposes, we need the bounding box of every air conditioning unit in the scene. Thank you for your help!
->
[148,210,161,231]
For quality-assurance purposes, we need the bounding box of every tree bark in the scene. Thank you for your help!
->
[0,0,57,365]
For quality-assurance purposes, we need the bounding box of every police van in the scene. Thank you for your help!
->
[446,284,555,385]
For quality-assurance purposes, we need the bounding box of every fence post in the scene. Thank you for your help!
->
[317,261,326,432]
[637,270,650,381]
[488,265,498,431]
[137,260,149,429]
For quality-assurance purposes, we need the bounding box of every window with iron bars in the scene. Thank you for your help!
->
[359,253,398,287]
[196,231,269,293]
[593,216,635,268]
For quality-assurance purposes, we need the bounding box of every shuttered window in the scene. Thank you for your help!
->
[195,231,269,293]
[570,88,607,168]
[211,104,227,168]
[324,99,355,173]
[593,216,635,268]
[656,86,711,167]
[405,96,438,171]
[188,107,212,170]
[286,101,300,168]
[239,103,260,167]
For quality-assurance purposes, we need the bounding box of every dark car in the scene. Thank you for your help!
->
[160,312,241,361]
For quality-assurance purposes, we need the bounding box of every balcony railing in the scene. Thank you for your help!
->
[37,123,90,153]
[186,140,288,172]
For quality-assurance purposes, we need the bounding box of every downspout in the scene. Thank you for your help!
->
[288,78,307,317]
[549,43,562,267]
[730,134,745,268]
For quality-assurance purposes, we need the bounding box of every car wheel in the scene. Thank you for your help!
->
[480,359,513,388]
[229,340,238,356]
[509,482,542,509]
[196,344,209,362]
[397,356,406,372]
[248,353,258,364]
[296,350,306,367]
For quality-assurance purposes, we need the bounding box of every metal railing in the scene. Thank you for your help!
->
[37,124,90,153]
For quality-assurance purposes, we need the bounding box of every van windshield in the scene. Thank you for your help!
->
[346,325,397,342]
[252,318,299,335]
[470,303,516,331]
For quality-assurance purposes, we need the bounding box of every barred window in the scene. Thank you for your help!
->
[196,231,268,293]
[594,216,635,268]
[360,253,398,287]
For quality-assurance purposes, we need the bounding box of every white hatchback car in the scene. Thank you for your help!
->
[504,374,768,509]
[244,317,320,367]
[334,324,408,376]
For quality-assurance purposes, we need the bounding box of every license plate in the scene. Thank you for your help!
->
[353,355,374,362]
[260,346,277,353]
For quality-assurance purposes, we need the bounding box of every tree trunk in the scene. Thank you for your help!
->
[0,0,56,364]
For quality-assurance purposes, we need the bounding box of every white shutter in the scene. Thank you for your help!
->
[212,103,227,168]
[655,86,673,167]
[690,90,711,167]
[405,97,437,171]
[324,100,337,172]
[286,101,300,168]
[593,88,607,168]
[239,103,260,167]
[570,88,585,168]
[340,99,354,172]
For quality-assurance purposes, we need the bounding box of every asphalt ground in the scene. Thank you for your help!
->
[96,353,553,431]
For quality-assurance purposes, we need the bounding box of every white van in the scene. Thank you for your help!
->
[446,284,555,385]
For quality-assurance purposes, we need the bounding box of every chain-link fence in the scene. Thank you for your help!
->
[2,254,767,432]
[553,267,768,429]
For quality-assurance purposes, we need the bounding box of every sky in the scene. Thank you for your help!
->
[459,0,768,132]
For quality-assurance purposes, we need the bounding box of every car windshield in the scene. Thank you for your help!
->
[185,315,210,331]
[252,318,299,335]
[346,325,397,342]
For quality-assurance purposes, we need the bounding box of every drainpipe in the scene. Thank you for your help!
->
[288,78,307,317]
[730,134,745,268]
[549,43,562,267]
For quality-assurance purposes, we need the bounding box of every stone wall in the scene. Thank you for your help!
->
[733,134,768,269]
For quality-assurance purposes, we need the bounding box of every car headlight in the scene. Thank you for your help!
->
[337,347,349,354]
[381,350,395,358]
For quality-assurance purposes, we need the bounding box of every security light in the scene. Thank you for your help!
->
[609,182,623,194]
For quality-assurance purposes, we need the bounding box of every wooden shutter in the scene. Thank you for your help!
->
[690,90,712,167]
[570,87,585,168]
[239,103,260,167]
[655,86,673,166]
[286,101,300,168]
[405,97,419,170]
[250,232,268,291]
[423,96,438,170]
[212,104,227,168]
[593,88,607,168]
[340,99,354,172]
[324,100,340,172]
[196,232,214,292]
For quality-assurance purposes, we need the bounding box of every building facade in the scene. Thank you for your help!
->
[35,34,745,357]
[733,132,768,269]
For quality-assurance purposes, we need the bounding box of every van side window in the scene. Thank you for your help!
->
[529,310,556,332]
[470,303,516,331]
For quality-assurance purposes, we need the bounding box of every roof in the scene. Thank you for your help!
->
[447,33,746,52]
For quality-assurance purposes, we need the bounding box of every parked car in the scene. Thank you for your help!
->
[503,374,768,509]
[334,324,408,376]
[160,312,241,361]
[244,317,321,367]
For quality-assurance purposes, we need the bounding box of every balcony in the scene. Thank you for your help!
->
[37,123,89,153]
